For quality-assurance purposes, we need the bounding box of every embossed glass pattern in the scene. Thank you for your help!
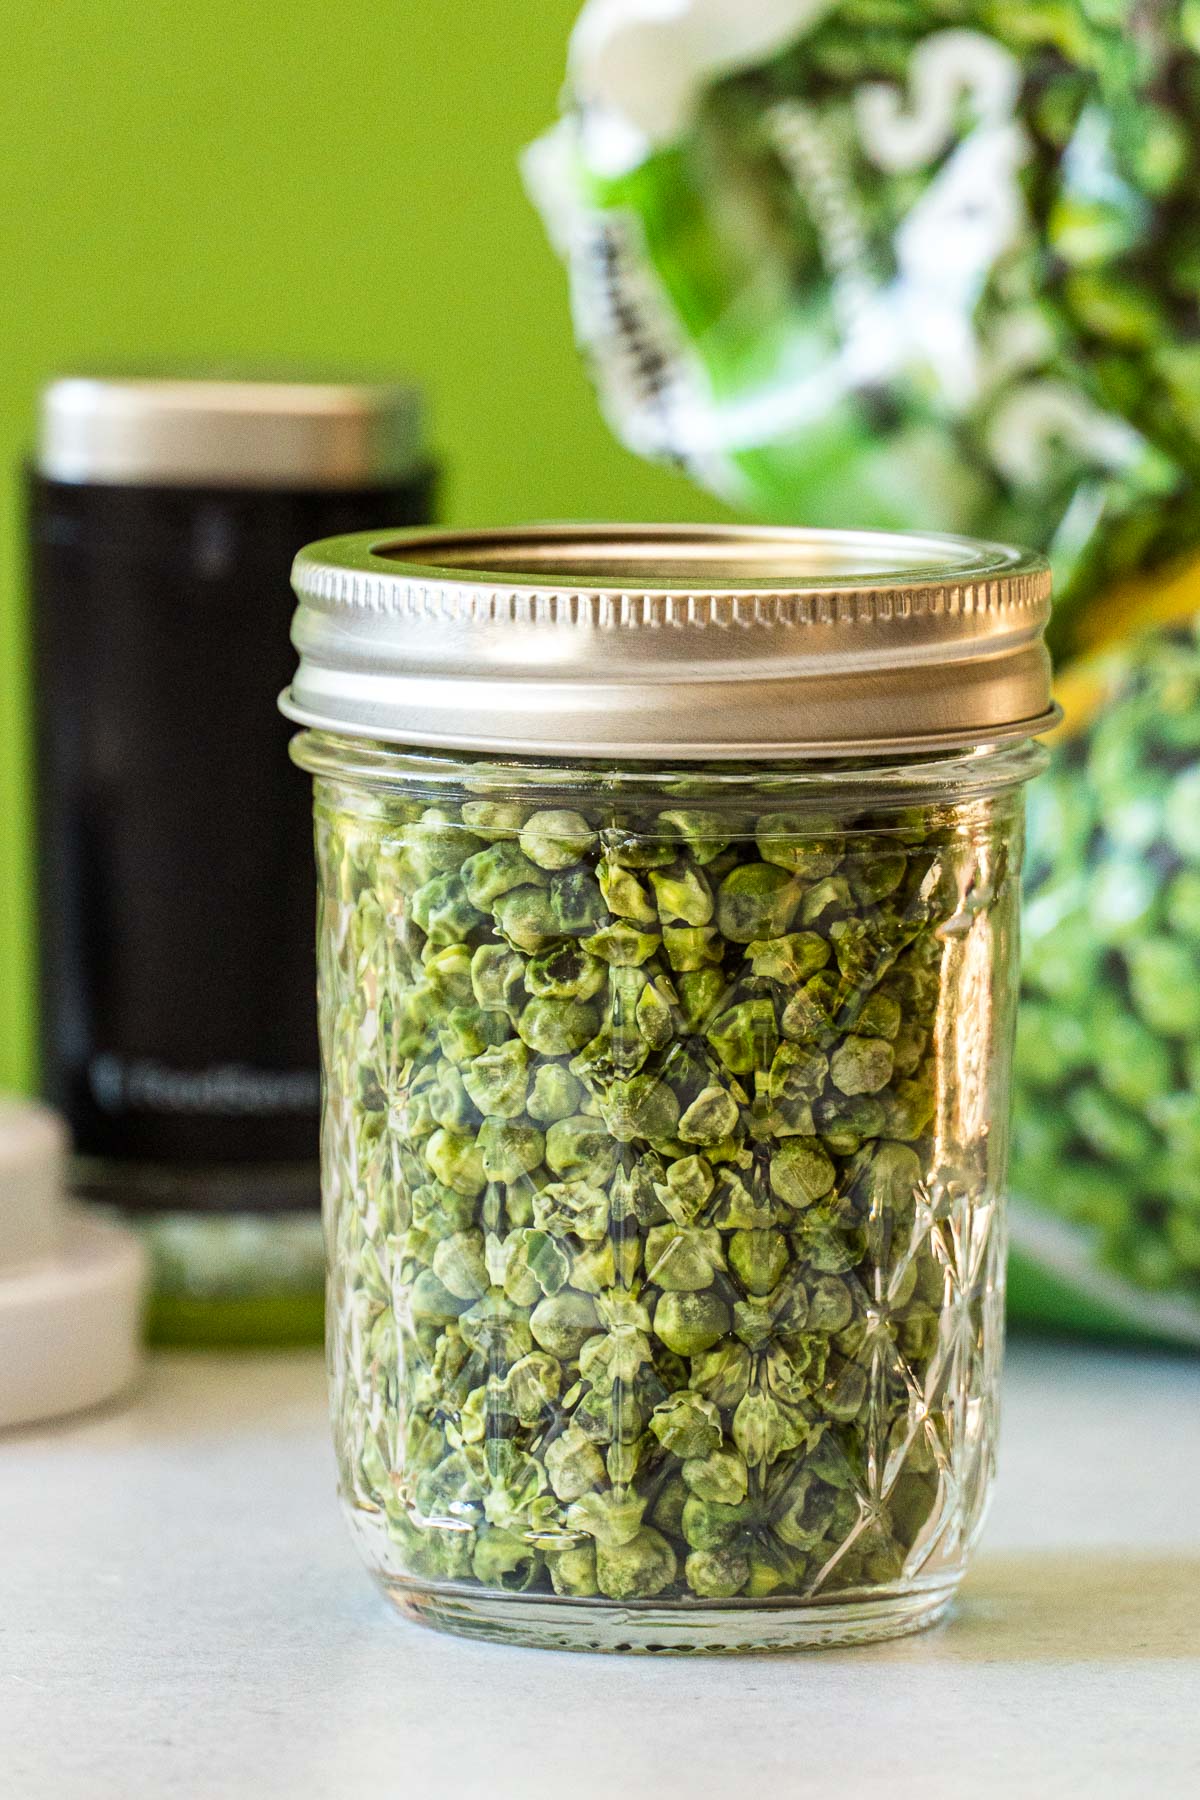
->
[300,740,1038,1651]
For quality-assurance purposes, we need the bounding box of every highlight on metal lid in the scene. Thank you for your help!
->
[281,523,1056,759]
[37,375,426,490]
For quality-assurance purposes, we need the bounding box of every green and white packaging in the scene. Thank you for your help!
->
[526,0,1200,664]
[527,0,1200,1344]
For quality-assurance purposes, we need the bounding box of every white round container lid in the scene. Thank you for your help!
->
[37,376,427,489]
[0,1097,145,1431]
[0,1096,66,1270]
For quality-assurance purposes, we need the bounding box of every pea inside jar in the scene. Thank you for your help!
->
[284,524,1054,1651]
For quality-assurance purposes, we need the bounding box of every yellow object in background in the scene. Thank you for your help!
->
[1053,552,1200,737]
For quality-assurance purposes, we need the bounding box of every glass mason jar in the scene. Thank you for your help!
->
[283,524,1055,1652]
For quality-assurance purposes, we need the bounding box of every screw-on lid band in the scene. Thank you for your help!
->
[282,523,1056,758]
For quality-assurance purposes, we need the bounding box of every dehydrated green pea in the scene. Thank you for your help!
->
[517,997,602,1055]
[425,1128,488,1197]
[645,1223,725,1291]
[706,998,778,1075]
[473,1529,541,1592]
[770,1136,836,1207]
[807,1274,855,1333]
[635,976,675,1048]
[524,943,607,1001]
[663,925,724,971]
[529,1291,602,1359]
[595,1528,677,1600]
[492,885,561,953]
[598,857,657,922]
[532,1180,610,1242]
[770,1041,828,1103]
[545,1114,619,1182]
[732,1389,810,1466]
[432,1230,489,1301]
[681,1444,748,1504]
[460,800,532,839]
[469,943,527,1015]
[503,1352,562,1424]
[651,862,714,925]
[571,1238,621,1293]
[746,931,830,983]
[410,1267,472,1326]
[657,809,730,865]
[599,826,676,870]
[478,1119,545,1183]
[549,867,609,934]
[853,990,902,1041]
[680,1494,750,1552]
[547,1543,599,1597]
[437,1005,510,1064]
[544,1426,606,1501]
[412,1180,479,1234]
[878,1075,936,1141]
[525,1062,586,1123]
[728,1228,789,1295]
[587,1064,671,1139]
[582,921,661,966]
[676,967,726,1029]
[520,809,597,870]
[411,873,485,945]
[460,841,548,909]
[678,1084,740,1145]
[686,1547,750,1598]
[421,943,475,1005]
[755,813,843,878]
[424,1061,478,1132]
[801,877,854,927]
[654,1291,731,1355]
[461,1040,529,1117]
[500,1228,567,1305]
[816,1093,886,1154]
[716,862,800,942]
[891,1021,927,1077]
[830,1035,895,1096]
[780,972,840,1042]
[649,1391,723,1459]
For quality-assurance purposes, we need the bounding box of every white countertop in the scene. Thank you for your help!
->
[3,1340,1197,1799]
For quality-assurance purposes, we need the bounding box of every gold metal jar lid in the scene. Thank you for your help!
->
[281,523,1055,758]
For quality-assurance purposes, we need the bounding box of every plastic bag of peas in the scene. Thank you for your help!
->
[526,0,1200,667]
[527,0,1200,1344]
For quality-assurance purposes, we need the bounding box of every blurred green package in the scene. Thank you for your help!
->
[1012,606,1200,1350]
[526,0,1200,664]
[528,0,1200,1346]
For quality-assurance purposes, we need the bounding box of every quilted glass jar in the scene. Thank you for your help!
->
[283,524,1054,1651]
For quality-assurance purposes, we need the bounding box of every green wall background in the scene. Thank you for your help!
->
[0,3,730,1095]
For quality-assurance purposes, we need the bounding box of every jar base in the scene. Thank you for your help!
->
[375,1574,959,1654]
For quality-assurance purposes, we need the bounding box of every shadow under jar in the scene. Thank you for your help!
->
[282,524,1056,1652]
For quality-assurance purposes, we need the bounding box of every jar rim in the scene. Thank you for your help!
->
[292,728,1050,810]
